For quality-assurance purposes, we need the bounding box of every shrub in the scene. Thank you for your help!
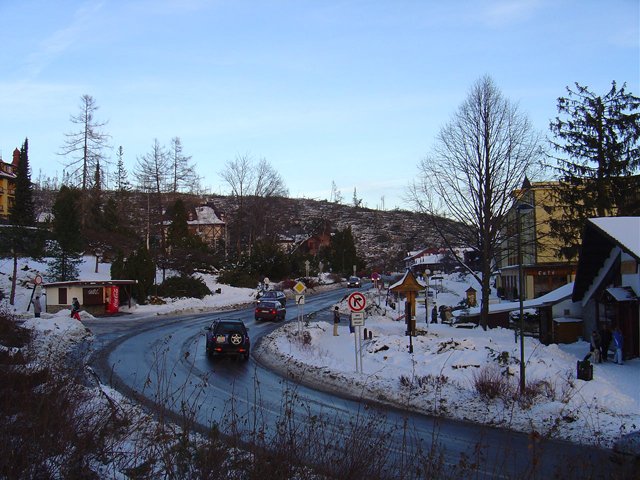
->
[472,365,514,401]
[217,270,258,289]
[157,276,212,299]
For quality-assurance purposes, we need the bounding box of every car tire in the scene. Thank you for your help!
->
[242,352,250,361]
[205,342,213,359]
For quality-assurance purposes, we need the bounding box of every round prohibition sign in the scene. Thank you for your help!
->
[348,292,366,312]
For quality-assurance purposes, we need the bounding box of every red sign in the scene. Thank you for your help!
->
[348,292,366,312]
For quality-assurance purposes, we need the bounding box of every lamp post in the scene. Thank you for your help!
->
[516,202,535,394]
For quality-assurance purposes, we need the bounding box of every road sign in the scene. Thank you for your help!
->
[371,272,380,281]
[295,294,305,305]
[351,311,365,326]
[293,281,306,294]
[348,292,366,312]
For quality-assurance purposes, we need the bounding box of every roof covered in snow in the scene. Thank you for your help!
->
[589,217,640,258]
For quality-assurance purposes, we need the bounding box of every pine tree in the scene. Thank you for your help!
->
[10,138,36,226]
[546,81,640,260]
[167,198,190,248]
[47,186,84,281]
[124,245,156,304]
[1,138,45,304]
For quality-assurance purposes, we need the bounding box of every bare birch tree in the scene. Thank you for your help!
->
[58,94,111,227]
[407,75,543,329]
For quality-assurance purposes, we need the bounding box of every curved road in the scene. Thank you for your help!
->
[87,286,619,479]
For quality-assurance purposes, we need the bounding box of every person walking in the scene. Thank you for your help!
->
[589,330,602,363]
[333,306,340,336]
[31,295,42,318]
[445,307,452,324]
[70,297,82,322]
[612,327,624,365]
[431,305,438,324]
[599,323,613,362]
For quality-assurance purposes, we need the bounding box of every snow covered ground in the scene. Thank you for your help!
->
[1,256,638,449]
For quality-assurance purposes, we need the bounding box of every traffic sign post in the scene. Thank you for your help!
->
[294,282,307,335]
[348,294,367,374]
[348,292,366,312]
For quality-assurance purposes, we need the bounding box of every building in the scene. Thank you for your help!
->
[496,180,577,302]
[571,217,639,359]
[186,204,227,249]
[0,148,19,220]
[42,279,138,315]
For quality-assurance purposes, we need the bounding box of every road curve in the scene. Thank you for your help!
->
[86,286,618,479]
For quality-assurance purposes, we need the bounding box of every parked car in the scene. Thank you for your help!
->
[204,318,250,360]
[258,290,287,306]
[347,276,361,288]
[255,300,286,321]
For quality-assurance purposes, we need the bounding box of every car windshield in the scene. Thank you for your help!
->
[216,322,245,334]
[259,301,277,308]
[350,277,359,282]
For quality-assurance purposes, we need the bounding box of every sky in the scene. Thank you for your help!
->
[1,0,638,210]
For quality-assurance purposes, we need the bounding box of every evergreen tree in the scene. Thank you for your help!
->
[10,138,36,226]
[167,198,190,248]
[1,138,46,304]
[546,81,640,260]
[322,226,364,276]
[124,245,156,304]
[47,186,84,281]
[110,249,126,279]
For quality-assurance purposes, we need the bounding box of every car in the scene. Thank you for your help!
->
[258,290,287,307]
[254,300,286,321]
[347,276,361,288]
[204,318,250,361]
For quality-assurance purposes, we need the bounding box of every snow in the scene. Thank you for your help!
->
[1,256,638,449]
[589,217,640,257]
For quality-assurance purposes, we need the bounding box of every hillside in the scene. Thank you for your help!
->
[33,190,444,271]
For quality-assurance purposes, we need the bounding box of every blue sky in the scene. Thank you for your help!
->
[1,0,638,210]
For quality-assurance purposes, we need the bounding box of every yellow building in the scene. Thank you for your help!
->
[0,148,19,221]
[496,180,577,301]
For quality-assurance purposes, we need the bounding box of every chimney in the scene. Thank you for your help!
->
[12,148,20,167]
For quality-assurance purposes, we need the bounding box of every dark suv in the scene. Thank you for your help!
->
[255,300,286,321]
[204,319,250,361]
[258,290,287,307]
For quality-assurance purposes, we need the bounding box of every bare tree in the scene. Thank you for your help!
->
[219,153,288,259]
[168,137,201,196]
[135,139,171,250]
[58,94,111,227]
[407,75,543,329]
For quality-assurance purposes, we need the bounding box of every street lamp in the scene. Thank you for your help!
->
[516,202,535,394]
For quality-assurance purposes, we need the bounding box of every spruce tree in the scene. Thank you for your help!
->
[124,245,155,303]
[1,138,45,304]
[47,186,84,281]
[10,138,36,226]
[167,198,190,248]
[546,81,640,260]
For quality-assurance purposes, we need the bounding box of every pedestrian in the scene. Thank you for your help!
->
[431,305,438,324]
[70,297,82,322]
[439,305,446,323]
[333,306,340,336]
[589,330,602,363]
[31,295,42,318]
[599,323,613,362]
[612,327,624,365]
[445,307,452,324]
